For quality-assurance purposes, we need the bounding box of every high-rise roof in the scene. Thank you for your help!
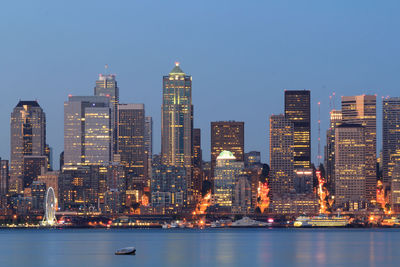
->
[169,62,185,75]
[16,100,40,108]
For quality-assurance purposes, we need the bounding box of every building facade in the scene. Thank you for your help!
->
[161,63,193,204]
[324,110,342,194]
[213,151,244,210]
[269,114,294,195]
[118,104,146,188]
[382,97,400,186]
[284,90,311,168]
[211,121,244,177]
[341,95,376,203]
[335,124,366,210]
[10,101,47,188]
[94,73,119,158]
[64,96,111,166]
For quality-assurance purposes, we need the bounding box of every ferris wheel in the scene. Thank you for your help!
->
[43,187,57,226]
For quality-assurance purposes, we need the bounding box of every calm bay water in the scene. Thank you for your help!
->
[0,228,398,266]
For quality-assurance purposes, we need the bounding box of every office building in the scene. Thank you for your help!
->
[23,156,47,188]
[0,160,9,196]
[151,164,187,213]
[341,95,376,203]
[284,90,311,168]
[94,73,119,157]
[10,100,47,188]
[118,104,146,187]
[161,63,193,203]
[192,128,202,201]
[335,124,366,210]
[211,121,244,176]
[144,116,153,178]
[244,151,261,167]
[324,110,342,194]
[213,151,244,210]
[382,97,400,186]
[64,96,111,166]
[269,114,294,195]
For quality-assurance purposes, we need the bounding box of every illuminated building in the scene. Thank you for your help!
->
[31,181,46,211]
[244,151,261,168]
[390,156,400,212]
[294,169,313,194]
[10,100,47,188]
[37,168,59,207]
[211,121,244,177]
[341,95,376,203]
[382,97,400,186]
[192,128,202,202]
[64,96,112,166]
[270,194,318,215]
[23,156,47,188]
[94,73,119,158]
[144,116,153,178]
[335,123,366,210]
[284,90,311,168]
[58,165,101,211]
[324,110,342,195]
[151,164,187,213]
[232,175,252,213]
[161,62,193,204]
[213,151,244,210]
[0,160,9,196]
[118,104,146,188]
[269,114,294,195]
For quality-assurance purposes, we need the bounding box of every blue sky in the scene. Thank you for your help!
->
[1,0,399,167]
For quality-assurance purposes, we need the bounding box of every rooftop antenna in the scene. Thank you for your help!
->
[104,64,109,75]
[332,92,336,110]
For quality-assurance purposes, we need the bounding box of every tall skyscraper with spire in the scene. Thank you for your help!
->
[161,62,193,204]
[94,71,119,158]
[10,101,47,189]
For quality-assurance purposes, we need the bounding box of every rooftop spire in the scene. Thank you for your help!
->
[169,62,185,75]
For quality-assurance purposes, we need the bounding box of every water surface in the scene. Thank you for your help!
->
[0,228,398,266]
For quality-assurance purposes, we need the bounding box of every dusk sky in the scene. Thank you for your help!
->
[1,0,400,167]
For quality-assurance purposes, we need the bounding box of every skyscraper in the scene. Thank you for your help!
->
[94,73,119,158]
[117,104,146,187]
[161,62,193,203]
[341,95,376,203]
[324,110,342,194]
[144,116,153,159]
[0,160,9,196]
[144,116,153,179]
[269,114,294,195]
[192,128,202,201]
[284,90,311,168]
[335,124,366,210]
[211,121,244,177]
[382,97,400,186]
[10,101,47,187]
[64,96,111,166]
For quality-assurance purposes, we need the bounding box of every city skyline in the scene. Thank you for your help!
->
[1,1,399,166]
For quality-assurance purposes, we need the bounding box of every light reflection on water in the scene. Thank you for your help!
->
[0,228,399,267]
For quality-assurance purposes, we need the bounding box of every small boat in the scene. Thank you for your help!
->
[115,247,136,255]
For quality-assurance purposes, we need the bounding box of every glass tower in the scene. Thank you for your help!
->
[94,74,119,158]
[284,90,311,168]
[161,62,193,204]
